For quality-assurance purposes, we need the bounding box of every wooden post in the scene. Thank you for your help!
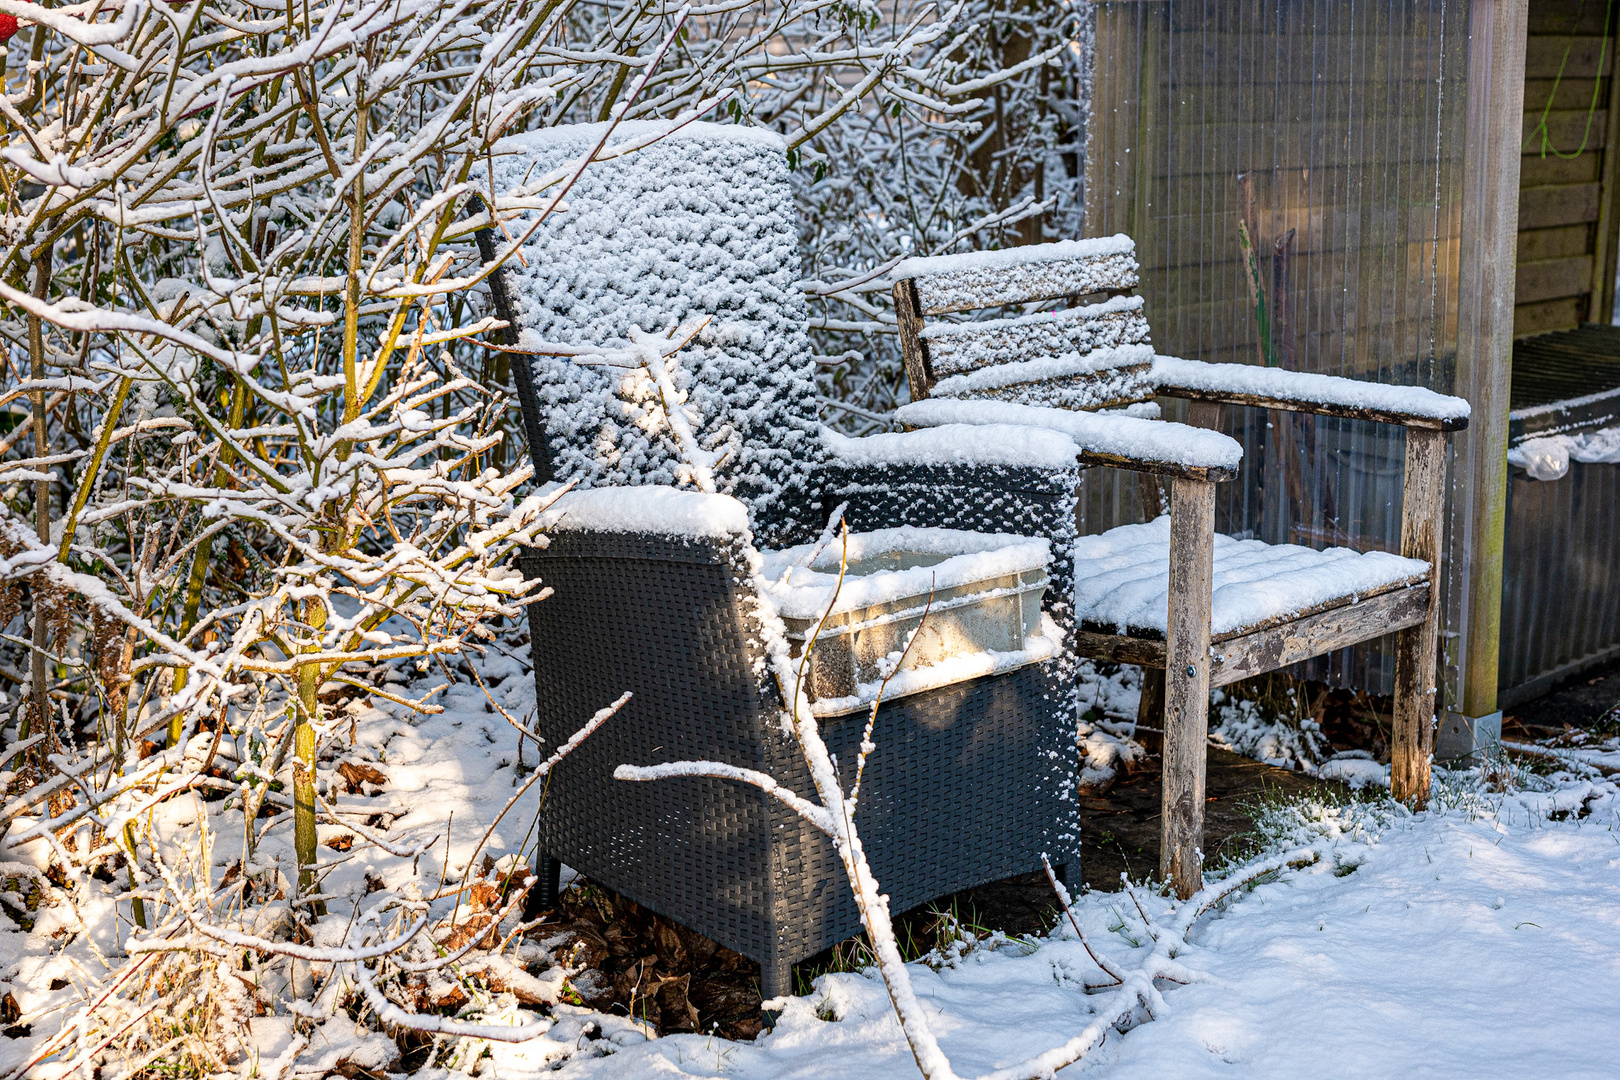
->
[1391,428,1446,804]
[1451,0,1526,731]
[1160,476,1215,899]
[892,278,933,402]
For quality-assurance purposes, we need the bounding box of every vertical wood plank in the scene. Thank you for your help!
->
[1160,476,1215,899]
[1391,428,1446,804]
[892,278,933,401]
[1186,399,1223,430]
[1135,666,1166,755]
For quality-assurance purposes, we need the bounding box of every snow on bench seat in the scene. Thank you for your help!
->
[895,397,1242,478]
[1073,517,1430,638]
[1151,355,1471,429]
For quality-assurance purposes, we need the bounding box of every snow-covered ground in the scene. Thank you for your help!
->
[4,647,1618,1079]
[531,782,1620,1080]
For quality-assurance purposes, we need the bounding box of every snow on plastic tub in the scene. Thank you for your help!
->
[758,527,1059,716]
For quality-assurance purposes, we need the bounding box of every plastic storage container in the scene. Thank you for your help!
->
[759,527,1054,714]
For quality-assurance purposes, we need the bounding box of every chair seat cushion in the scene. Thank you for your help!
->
[1074,517,1429,639]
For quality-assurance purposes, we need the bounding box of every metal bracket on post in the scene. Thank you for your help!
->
[1435,709,1503,766]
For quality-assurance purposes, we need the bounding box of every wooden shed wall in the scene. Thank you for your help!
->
[1515,0,1620,336]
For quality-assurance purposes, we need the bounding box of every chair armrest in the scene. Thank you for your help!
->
[892,398,1243,482]
[1151,355,1470,432]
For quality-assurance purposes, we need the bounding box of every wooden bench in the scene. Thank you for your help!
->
[892,236,1470,898]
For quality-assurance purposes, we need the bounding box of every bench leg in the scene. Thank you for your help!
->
[1392,428,1445,805]
[1136,666,1166,754]
[1161,477,1216,900]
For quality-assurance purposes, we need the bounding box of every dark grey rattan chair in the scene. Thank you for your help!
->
[485,122,1087,996]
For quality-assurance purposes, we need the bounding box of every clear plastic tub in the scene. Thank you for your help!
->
[759,527,1055,715]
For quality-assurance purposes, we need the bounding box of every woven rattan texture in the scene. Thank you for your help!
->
[521,530,1076,996]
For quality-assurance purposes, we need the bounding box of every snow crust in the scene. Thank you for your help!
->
[895,397,1244,470]
[536,484,751,539]
[758,526,1049,619]
[894,234,1136,279]
[922,294,1150,377]
[488,121,820,544]
[1073,516,1429,636]
[897,236,1139,312]
[930,342,1153,397]
[1151,355,1472,422]
[820,423,1080,470]
[1507,424,1620,480]
[505,120,787,153]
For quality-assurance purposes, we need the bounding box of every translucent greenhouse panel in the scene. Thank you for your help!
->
[1087,0,1471,695]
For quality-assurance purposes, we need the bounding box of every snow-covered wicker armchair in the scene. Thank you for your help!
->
[484,122,1090,996]
[892,238,1470,896]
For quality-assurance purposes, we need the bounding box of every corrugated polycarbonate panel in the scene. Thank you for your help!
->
[1500,461,1620,705]
[1086,0,1470,694]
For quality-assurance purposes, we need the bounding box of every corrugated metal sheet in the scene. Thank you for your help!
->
[1087,0,1470,695]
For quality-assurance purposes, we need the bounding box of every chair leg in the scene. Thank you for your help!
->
[1160,477,1216,901]
[534,851,563,912]
[1391,428,1445,805]
[760,954,794,1004]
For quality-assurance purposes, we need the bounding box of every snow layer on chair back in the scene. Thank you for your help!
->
[1151,356,1471,423]
[1073,517,1429,637]
[894,236,1139,313]
[895,398,1243,470]
[537,485,750,539]
[490,122,820,544]
[821,424,1079,469]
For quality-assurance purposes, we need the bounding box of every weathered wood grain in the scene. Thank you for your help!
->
[1209,584,1429,687]
[1074,576,1430,679]
[1161,477,1215,900]
[1391,428,1445,805]
[893,277,933,401]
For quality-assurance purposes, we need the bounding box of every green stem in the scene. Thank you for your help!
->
[293,597,326,916]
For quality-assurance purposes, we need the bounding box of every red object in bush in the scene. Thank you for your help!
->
[0,15,17,43]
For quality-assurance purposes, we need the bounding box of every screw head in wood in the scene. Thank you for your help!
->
[1186,664,1196,677]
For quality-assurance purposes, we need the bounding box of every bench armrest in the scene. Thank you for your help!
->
[1151,355,1470,432]
[892,398,1243,482]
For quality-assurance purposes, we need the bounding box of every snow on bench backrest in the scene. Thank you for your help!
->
[894,236,1140,314]
[893,236,1155,412]
[487,121,821,546]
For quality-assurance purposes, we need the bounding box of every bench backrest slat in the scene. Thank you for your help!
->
[895,236,1155,411]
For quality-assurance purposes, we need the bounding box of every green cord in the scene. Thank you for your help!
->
[1525,0,1613,160]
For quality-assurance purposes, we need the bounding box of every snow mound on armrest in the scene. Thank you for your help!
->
[821,424,1080,470]
[895,398,1242,471]
[1152,355,1470,423]
[538,485,750,539]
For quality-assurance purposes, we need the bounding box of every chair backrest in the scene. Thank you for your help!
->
[892,237,1158,412]
[487,121,823,546]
